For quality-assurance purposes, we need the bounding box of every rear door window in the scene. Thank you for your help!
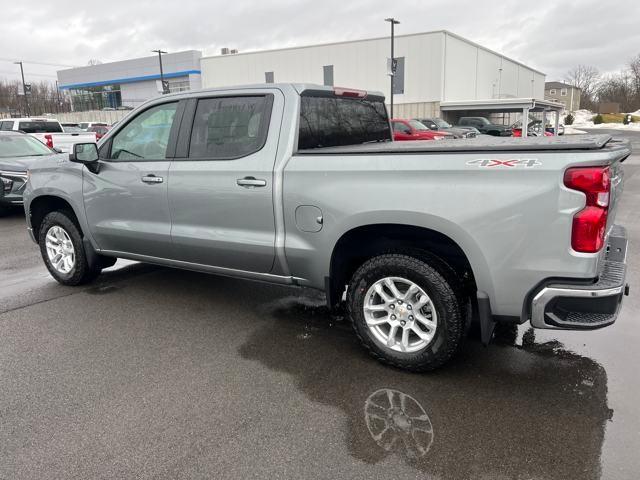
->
[0,121,14,131]
[188,95,272,160]
[298,93,391,149]
[17,121,63,133]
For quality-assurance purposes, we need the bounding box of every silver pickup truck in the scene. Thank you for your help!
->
[23,84,631,371]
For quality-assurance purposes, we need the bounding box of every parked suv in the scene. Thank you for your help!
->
[23,84,631,371]
[456,117,512,136]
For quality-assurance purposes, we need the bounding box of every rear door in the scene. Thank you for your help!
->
[168,90,282,272]
[83,100,183,257]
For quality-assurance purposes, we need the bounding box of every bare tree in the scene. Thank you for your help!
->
[565,65,600,110]
[629,54,640,98]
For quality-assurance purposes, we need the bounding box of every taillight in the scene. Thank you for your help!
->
[564,166,611,253]
[44,134,54,149]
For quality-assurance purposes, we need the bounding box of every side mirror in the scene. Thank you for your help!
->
[52,147,63,154]
[69,143,100,173]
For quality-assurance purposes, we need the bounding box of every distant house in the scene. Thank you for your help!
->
[544,81,581,111]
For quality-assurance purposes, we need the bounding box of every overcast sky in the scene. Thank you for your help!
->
[1,0,639,85]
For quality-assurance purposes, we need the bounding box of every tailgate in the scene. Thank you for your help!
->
[51,133,97,152]
[606,139,630,231]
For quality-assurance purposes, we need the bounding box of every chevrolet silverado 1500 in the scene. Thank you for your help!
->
[23,84,631,371]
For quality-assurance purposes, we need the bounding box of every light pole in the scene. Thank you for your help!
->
[384,18,400,118]
[14,61,29,116]
[152,49,168,94]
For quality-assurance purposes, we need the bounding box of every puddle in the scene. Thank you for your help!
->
[240,293,611,479]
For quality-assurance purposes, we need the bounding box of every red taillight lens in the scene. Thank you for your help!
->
[44,134,53,149]
[564,166,611,253]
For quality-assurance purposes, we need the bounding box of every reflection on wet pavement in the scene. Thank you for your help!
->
[241,294,611,479]
[365,388,434,459]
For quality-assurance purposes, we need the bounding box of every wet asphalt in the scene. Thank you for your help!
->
[1,130,639,479]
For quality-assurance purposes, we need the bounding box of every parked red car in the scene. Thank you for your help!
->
[391,119,451,141]
[87,125,111,141]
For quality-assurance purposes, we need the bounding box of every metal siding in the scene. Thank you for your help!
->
[200,32,445,104]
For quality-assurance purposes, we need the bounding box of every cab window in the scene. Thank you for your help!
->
[188,96,272,160]
[110,102,177,160]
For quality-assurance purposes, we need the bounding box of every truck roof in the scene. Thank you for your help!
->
[297,134,626,154]
[3,117,60,123]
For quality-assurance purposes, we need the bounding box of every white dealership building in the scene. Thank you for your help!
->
[200,30,547,119]
[57,30,550,123]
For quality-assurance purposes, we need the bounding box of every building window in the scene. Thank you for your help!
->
[560,88,568,96]
[168,80,190,93]
[549,89,556,95]
[392,57,405,95]
[265,71,274,84]
[323,65,334,86]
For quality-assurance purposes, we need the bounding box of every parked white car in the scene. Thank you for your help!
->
[0,118,96,152]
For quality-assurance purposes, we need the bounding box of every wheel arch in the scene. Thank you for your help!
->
[327,220,493,309]
[29,195,84,240]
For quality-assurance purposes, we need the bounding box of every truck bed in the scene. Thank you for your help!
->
[297,134,624,154]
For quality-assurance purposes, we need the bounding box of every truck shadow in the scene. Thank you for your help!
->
[240,293,611,480]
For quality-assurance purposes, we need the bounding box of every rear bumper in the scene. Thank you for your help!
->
[530,225,629,330]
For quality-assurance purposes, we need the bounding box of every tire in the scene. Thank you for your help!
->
[347,254,465,372]
[38,211,102,286]
[0,204,14,217]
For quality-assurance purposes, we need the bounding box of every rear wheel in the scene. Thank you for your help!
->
[38,211,102,286]
[347,254,465,371]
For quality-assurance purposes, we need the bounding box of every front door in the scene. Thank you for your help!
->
[83,101,180,258]
[168,92,281,273]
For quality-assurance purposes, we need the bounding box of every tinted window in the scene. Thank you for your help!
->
[189,96,271,159]
[17,121,63,133]
[0,121,14,131]
[79,123,89,130]
[392,121,411,133]
[0,134,53,158]
[298,94,391,149]
[110,102,177,160]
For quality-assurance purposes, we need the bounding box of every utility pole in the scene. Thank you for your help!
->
[384,18,400,118]
[14,61,29,116]
[152,49,168,94]
[55,80,61,113]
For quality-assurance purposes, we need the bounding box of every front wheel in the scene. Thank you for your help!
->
[347,254,465,372]
[38,211,102,286]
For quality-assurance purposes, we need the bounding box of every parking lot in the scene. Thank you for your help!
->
[0,130,638,479]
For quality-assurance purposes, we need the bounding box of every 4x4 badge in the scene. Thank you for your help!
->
[466,158,542,168]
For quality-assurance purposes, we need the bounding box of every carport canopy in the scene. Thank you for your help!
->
[440,98,565,137]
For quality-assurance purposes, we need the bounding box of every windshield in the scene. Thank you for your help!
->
[408,120,430,131]
[0,134,53,158]
[434,118,452,128]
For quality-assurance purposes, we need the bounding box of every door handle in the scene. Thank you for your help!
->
[142,175,163,184]
[236,176,267,188]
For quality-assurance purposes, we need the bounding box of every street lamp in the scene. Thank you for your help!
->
[152,49,168,94]
[14,61,29,116]
[384,18,400,118]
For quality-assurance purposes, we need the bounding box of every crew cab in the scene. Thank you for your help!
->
[23,84,631,371]
[0,118,96,152]
[456,117,513,136]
